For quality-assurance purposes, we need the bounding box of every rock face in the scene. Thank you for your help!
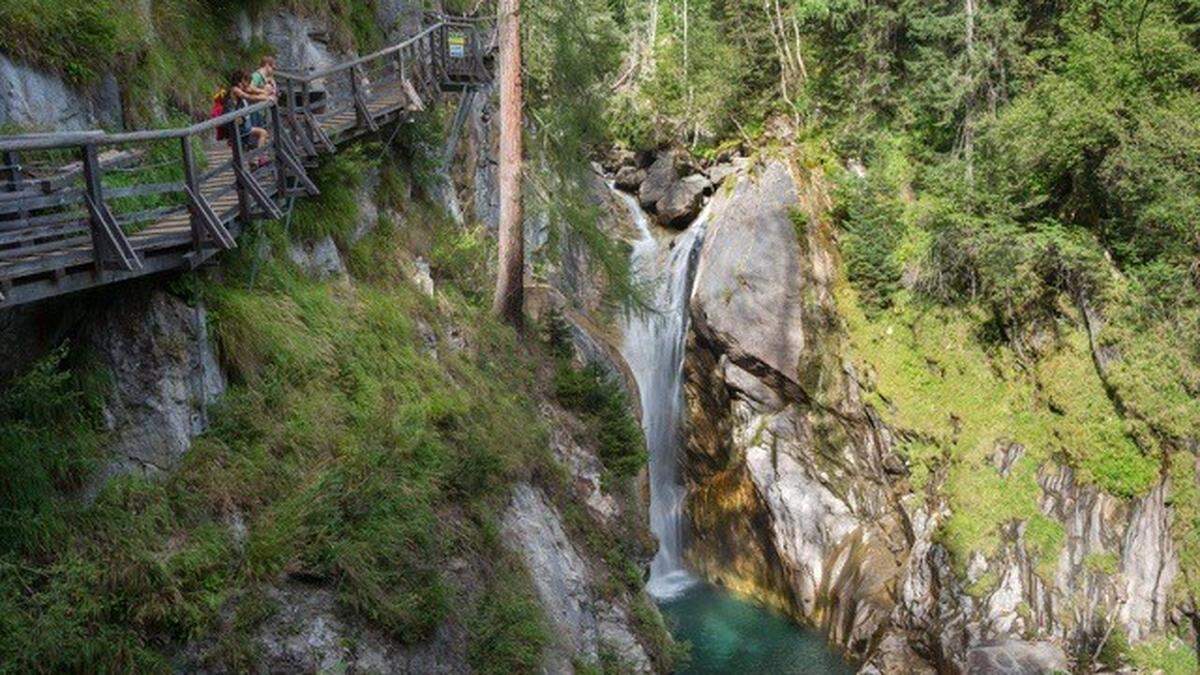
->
[83,290,225,490]
[678,158,1192,671]
[502,483,653,673]
[259,12,347,75]
[0,55,122,130]
[250,582,471,674]
[634,150,712,228]
[287,236,348,279]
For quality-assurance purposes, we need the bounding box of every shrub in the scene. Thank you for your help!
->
[554,362,646,480]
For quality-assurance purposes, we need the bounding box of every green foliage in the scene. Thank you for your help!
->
[1096,625,1131,672]
[467,563,549,674]
[830,142,914,310]
[836,285,1151,567]
[289,145,374,246]
[0,344,108,554]
[554,362,647,480]
[523,0,643,310]
[0,0,387,125]
[1129,635,1200,675]
[0,0,137,83]
[1083,552,1119,576]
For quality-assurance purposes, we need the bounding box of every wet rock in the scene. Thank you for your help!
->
[656,174,709,229]
[614,165,646,193]
[287,236,346,279]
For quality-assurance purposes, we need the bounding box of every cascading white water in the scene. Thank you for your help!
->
[615,188,710,600]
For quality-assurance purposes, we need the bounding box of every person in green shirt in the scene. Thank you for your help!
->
[249,55,277,128]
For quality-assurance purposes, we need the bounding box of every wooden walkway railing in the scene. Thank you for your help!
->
[0,13,493,309]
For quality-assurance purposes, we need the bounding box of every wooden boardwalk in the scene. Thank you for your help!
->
[0,14,493,309]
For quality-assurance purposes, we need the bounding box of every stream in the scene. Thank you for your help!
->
[614,188,852,674]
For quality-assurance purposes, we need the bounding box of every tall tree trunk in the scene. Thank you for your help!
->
[492,0,525,327]
[963,0,977,186]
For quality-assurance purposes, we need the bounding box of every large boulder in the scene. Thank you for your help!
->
[690,159,807,386]
[656,174,708,228]
[638,152,679,212]
[613,165,646,193]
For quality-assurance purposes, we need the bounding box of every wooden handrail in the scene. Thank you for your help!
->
[0,102,274,152]
[276,24,445,84]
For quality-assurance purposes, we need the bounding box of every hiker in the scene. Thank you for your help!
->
[227,69,271,149]
[249,55,278,128]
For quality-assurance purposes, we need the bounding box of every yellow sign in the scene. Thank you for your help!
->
[449,33,467,59]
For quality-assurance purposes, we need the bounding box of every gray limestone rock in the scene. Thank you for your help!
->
[690,159,805,386]
[614,165,646,193]
[83,291,225,491]
[638,152,679,212]
[965,641,1069,674]
[0,55,122,131]
[502,484,652,673]
[288,236,347,279]
[655,174,709,229]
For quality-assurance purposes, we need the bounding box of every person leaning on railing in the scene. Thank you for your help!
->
[227,69,272,151]
[249,56,278,128]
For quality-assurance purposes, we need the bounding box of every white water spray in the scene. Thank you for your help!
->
[615,188,710,600]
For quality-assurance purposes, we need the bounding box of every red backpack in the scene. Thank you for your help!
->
[211,88,228,140]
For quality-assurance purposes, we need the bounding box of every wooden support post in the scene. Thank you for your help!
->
[2,150,29,227]
[81,143,141,273]
[276,133,320,197]
[271,104,288,199]
[2,150,20,192]
[181,135,204,250]
[352,65,379,133]
[229,119,252,223]
[81,143,109,273]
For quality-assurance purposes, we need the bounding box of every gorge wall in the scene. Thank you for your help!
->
[672,156,1197,672]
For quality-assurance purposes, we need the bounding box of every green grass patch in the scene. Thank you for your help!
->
[1129,635,1199,675]
[467,562,549,675]
[835,281,1157,571]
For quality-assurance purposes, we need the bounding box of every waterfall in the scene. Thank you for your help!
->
[614,188,710,600]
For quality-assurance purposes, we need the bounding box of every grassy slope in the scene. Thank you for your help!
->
[0,142,665,672]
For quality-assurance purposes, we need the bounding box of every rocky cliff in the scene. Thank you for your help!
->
[676,157,1198,672]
